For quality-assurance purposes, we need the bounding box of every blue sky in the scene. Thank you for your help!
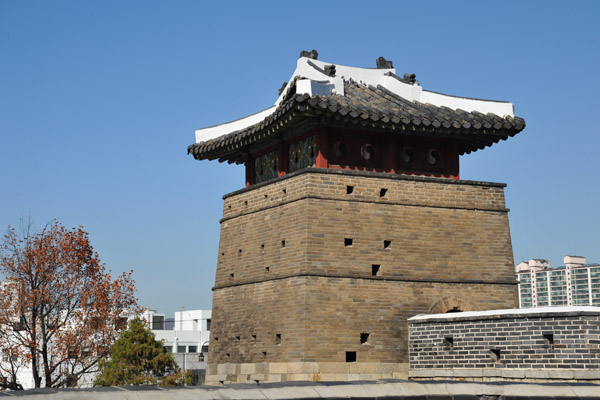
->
[1,1,599,315]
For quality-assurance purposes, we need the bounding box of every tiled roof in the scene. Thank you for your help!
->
[188,78,525,164]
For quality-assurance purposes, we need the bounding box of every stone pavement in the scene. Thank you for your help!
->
[2,380,599,399]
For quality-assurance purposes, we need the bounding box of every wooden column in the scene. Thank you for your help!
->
[383,134,396,173]
[447,142,460,180]
[278,141,287,177]
[315,129,329,168]
[245,154,253,187]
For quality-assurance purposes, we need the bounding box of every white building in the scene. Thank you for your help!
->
[138,309,211,383]
[1,308,212,390]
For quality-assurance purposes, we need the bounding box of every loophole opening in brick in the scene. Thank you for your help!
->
[490,349,501,362]
[345,351,357,362]
[372,264,380,276]
[344,238,353,247]
[543,332,554,347]
[360,333,369,344]
[444,336,454,349]
[346,185,354,194]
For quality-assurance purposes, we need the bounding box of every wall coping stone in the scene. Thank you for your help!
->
[408,306,600,323]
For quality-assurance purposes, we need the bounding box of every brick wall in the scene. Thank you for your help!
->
[408,307,600,381]
[207,168,518,384]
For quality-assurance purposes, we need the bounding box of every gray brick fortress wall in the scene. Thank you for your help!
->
[408,307,600,382]
[205,168,518,385]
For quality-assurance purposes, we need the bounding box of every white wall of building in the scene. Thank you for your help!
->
[151,309,211,373]
[133,309,212,354]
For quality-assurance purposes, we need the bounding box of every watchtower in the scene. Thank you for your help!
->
[188,52,525,384]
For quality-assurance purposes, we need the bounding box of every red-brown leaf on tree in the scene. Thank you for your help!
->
[0,219,141,389]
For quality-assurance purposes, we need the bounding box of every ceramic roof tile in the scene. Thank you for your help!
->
[189,80,524,163]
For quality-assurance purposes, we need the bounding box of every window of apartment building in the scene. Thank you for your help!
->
[518,273,533,308]
[206,319,211,331]
[549,269,567,306]
[591,268,600,306]
[152,315,165,330]
[177,346,186,353]
[571,268,590,305]
[536,272,549,306]
[188,346,198,353]
[164,346,173,353]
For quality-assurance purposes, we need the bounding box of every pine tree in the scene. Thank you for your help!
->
[95,318,189,386]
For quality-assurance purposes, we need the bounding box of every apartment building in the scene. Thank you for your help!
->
[516,256,600,307]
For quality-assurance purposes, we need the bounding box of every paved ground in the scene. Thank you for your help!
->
[1,380,600,399]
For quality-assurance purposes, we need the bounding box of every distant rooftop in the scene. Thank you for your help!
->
[516,255,599,273]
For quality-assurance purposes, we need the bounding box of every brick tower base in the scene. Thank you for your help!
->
[205,169,518,384]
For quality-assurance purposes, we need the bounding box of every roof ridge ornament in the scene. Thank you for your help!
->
[278,82,288,96]
[384,71,417,85]
[300,49,319,60]
[376,57,394,69]
[306,60,336,77]
[403,73,417,84]
[324,64,336,77]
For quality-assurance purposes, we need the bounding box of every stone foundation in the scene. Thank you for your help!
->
[204,362,408,385]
